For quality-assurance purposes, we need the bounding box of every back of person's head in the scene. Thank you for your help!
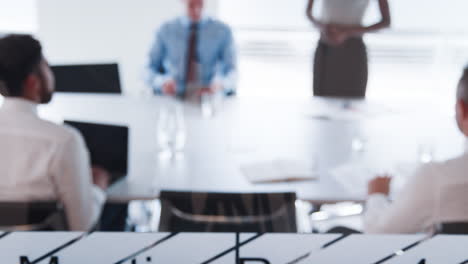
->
[459,66,468,102]
[455,66,468,136]
[0,34,43,97]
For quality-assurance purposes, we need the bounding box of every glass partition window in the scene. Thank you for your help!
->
[219,0,468,107]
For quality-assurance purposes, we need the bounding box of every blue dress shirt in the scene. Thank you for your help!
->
[148,16,237,96]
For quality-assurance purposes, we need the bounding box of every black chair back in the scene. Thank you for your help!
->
[438,222,468,235]
[159,191,297,233]
[0,202,67,231]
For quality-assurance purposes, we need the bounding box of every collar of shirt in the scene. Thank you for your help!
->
[1,97,38,116]
[179,15,210,28]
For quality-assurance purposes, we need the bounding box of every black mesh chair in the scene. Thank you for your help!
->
[0,202,67,231]
[438,222,468,235]
[159,191,297,233]
[436,182,468,235]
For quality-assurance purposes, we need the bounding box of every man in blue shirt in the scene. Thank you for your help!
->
[148,0,237,100]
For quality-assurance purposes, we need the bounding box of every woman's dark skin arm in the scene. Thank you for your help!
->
[306,0,338,44]
[340,0,391,36]
[307,0,391,45]
[306,0,325,29]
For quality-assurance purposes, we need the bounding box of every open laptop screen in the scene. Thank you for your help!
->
[64,120,128,184]
[52,63,122,94]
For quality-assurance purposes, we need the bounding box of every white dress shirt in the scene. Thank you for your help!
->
[320,0,370,25]
[0,98,105,231]
[364,144,468,234]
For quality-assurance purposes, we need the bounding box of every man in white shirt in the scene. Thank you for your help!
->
[0,34,109,231]
[365,67,468,234]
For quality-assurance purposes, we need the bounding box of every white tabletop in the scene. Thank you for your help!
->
[129,233,237,264]
[0,232,448,263]
[304,234,426,264]
[0,232,82,263]
[37,232,168,264]
[41,94,465,203]
[239,233,340,263]
[386,235,468,264]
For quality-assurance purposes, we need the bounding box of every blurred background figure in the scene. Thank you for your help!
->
[306,0,391,98]
[147,0,237,103]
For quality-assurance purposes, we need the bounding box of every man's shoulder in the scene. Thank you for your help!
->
[204,17,232,32]
[433,153,468,176]
[33,118,82,144]
[415,153,468,182]
[159,17,185,31]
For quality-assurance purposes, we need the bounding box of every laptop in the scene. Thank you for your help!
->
[64,120,129,185]
[52,63,122,94]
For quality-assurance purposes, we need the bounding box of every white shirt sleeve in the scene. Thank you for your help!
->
[364,164,437,234]
[50,130,106,231]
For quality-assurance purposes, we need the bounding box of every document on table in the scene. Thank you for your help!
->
[329,160,418,196]
[306,110,367,122]
[305,102,395,122]
[241,159,318,184]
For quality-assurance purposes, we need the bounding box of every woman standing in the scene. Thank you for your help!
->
[307,0,391,98]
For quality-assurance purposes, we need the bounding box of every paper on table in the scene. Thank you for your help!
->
[241,159,318,184]
[306,110,366,122]
[329,160,418,197]
[306,102,395,122]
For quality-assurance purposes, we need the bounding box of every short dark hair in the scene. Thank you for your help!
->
[0,34,43,97]
[462,66,468,82]
[458,66,468,103]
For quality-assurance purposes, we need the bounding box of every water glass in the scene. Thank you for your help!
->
[157,97,186,155]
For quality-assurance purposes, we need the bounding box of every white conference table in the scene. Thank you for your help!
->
[40,94,465,204]
[3,232,462,264]
[385,235,468,264]
[304,234,425,263]
[0,232,83,263]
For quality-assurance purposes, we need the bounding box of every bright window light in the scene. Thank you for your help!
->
[218,0,468,109]
[0,0,38,33]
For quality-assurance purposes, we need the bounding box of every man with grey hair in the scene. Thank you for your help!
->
[364,66,468,234]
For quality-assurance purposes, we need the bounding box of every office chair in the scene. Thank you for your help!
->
[159,191,297,233]
[437,222,468,235]
[0,202,67,231]
[436,183,468,235]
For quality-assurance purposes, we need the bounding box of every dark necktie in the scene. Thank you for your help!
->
[185,23,199,88]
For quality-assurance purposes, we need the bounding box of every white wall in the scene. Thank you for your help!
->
[219,0,468,33]
[37,0,219,96]
[0,0,38,33]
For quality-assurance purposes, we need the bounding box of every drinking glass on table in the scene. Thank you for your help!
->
[417,143,434,164]
[351,137,366,153]
[201,92,215,118]
[349,123,368,156]
[157,97,186,156]
[195,83,220,119]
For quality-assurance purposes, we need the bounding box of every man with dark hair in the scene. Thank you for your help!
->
[365,67,468,233]
[457,67,468,103]
[0,35,109,231]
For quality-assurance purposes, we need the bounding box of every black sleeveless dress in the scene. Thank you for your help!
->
[313,36,368,98]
